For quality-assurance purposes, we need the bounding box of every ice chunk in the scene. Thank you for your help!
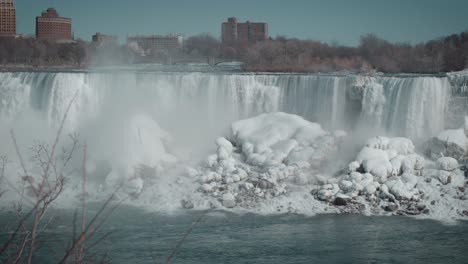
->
[402,154,425,173]
[386,178,417,200]
[438,171,452,185]
[231,112,327,167]
[356,147,389,164]
[437,129,467,149]
[387,137,415,155]
[437,157,459,171]
[222,193,236,208]
[365,136,415,155]
[362,158,392,183]
[216,137,234,160]
[348,161,360,172]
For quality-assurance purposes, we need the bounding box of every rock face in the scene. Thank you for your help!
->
[426,129,467,160]
[333,197,348,206]
[438,171,452,185]
[181,199,194,209]
[384,204,398,212]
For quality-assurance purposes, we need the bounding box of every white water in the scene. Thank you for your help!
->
[0,72,451,140]
[0,70,458,214]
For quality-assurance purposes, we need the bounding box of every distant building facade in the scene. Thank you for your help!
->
[0,0,16,37]
[127,34,183,55]
[222,17,268,44]
[92,32,118,46]
[36,8,72,41]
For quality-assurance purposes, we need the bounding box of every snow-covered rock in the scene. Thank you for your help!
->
[222,193,236,208]
[438,171,452,185]
[437,157,459,171]
[195,112,345,206]
[189,113,468,221]
[426,129,467,160]
[365,136,415,155]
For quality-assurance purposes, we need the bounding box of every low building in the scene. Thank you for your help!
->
[127,34,183,55]
[222,17,268,44]
[92,32,118,46]
[0,0,16,37]
[36,8,72,42]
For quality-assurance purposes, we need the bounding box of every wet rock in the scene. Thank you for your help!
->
[459,187,466,192]
[317,190,334,201]
[181,199,194,209]
[310,189,319,196]
[417,204,427,211]
[431,200,436,205]
[425,131,466,160]
[438,172,452,185]
[333,197,348,206]
[463,210,468,217]
[257,179,275,189]
[384,203,398,212]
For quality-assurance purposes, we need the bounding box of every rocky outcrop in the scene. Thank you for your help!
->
[425,129,467,160]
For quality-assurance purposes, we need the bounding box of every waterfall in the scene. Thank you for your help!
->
[0,71,454,147]
[375,76,450,139]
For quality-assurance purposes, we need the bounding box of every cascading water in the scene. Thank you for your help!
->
[0,71,451,142]
[0,69,465,217]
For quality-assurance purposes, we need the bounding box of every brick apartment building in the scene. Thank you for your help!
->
[0,0,16,37]
[36,8,72,42]
[221,17,268,44]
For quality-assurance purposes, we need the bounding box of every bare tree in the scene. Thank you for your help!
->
[0,88,132,263]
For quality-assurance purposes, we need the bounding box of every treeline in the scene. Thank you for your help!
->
[186,31,468,73]
[1,31,468,73]
[0,37,88,68]
[240,32,468,73]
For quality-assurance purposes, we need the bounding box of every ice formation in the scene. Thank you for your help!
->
[0,71,467,221]
[190,113,468,221]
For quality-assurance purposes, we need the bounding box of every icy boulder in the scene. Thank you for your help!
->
[222,193,236,208]
[426,129,467,160]
[194,112,345,208]
[365,136,415,155]
[328,136,423,203]
[385,176,419,200]
[231,112,328,167]
[355,137,421,180]
[437,157,459,171]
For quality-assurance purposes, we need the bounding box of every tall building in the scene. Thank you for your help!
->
[222,17,268,44]
[127,34,183,55]
[92,32,118,46]
[36,8,72,42]
[0,0,16,37]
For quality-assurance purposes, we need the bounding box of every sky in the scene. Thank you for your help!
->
[14,0,468,46]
